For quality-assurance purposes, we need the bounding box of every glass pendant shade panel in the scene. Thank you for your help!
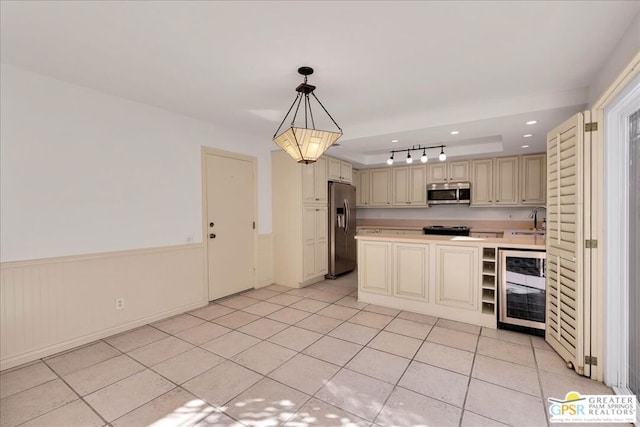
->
[273,127,342,164]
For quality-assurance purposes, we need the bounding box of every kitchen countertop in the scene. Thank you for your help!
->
[355,232,546,250]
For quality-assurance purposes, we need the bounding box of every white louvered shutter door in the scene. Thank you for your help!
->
[546,112,589,376]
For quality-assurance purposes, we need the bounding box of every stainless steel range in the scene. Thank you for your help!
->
[422,225,471,236]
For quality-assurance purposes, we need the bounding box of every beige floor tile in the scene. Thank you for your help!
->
[346,347,410,384]
[531,335,554,351]
[238,317,289,339]
[128,336,194,366]
[472,354,541,396]
[535,347,576,376]
[303,336,363,366]
[414,341,475,375]
[242,288,281,300]
[112,387,214,427]
[398,361,469,408]
[225,378,310,426]
[481,327,533,346]
[151,313,204,334]
[348,311,394,329]
[84,369,174,422]
[176,322,231,345]
[268,326,323,352]
[315,369,394,422]
[367,330,422,359]
[264,284,293,293]
[200,331,261,358]
[284,398,370,427]
[0,379,78,427]
[213,311,261,329]
[231,341,296,375]
[375,387,462,427]
[316,304,359,320]
[64,354,145,396]
[309,290,344,303]
[0,361,57,399]
[384,317,432,339]
[289,298,330,313]
[218,295,260,309]
[334,296,368,309]
[286,288,321,298]
[398,310,438,324]
[267,307,312,324]
[295,314,342,334]
[329,322,379,345]
[363,304,401,316]
[183,360,262,407]
[436,318,481,335]
[188,303,236,320]
[193,410,246,426]
[45,341,121,376]
[104,325,168,353]
[476,336,535,367]
[269,354,340,395]
[242,301,282,316]
[538,369,613,400]
[427,326,479,352]
[465,379,547,427]
[461,410,510,427]
[20,399,104,427]
[266,293,302,306]
[152,348,225,384]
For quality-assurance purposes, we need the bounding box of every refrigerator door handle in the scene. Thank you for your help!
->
[344,198,349,236]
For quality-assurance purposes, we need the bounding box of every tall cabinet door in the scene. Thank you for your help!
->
[471,159,493,206]
[520,154,546,205]
[357,169,370,207]
[369,168,392,206]
[494,157,519,205]
[409,165,427,205]
[392,167,409,205]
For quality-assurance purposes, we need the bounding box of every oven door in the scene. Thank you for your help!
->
[427,188,458,204]
[499,249,546,330]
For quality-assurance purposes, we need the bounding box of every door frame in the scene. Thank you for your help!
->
[201,146,258,301]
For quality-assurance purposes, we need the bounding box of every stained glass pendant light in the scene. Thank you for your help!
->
[273,67,342,164]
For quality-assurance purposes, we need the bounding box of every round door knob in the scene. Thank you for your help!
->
[209,233,216,239]
[209,222,214,227]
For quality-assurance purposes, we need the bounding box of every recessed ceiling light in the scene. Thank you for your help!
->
[526,120,538,125]
[391,139,398,143]
[523,134,533,138]
[450,131,459,135]
[522,145,530,148]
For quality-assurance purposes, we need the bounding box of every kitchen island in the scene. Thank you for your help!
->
[355,233,545,328]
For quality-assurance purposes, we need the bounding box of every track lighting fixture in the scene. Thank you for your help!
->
[387,154,394,165]
[439,146,447,161]
[421,148,428,163]
[386,144,446,166]
[406,152,413,164]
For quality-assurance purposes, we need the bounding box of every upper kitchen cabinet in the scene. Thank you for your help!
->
[369,168,392,206]
[301,156,328,204]
[393,165,427,206]
[471,159,494,206]
[356,169,370,207]
[520,154,546,205]
[428,161,469,183]
[328,157,352,183]
[494,156,519,205]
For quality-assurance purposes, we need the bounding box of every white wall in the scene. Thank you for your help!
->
[0,64,273,262]
[357,206,537,221]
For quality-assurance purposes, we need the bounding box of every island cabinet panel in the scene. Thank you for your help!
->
[435,245,479,310]
[358,241,392,295]
[393,243,429,301]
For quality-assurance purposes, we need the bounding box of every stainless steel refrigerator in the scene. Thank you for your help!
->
[326,181,357,279]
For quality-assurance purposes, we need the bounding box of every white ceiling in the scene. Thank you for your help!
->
[2,1,639,166]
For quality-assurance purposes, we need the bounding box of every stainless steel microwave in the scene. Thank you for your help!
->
[427,182,471,205]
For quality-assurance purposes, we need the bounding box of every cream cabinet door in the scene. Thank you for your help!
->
[369,168,392,206]
[328,157,342,181]
[356,169,370,207]
[449,161,470,182]
[494,156,519,205]
[358,241,392,295]
[341,161,352,184]
[392,167,409,206]
[471,159,493,206]
[302,206,328,279]
[315,206,328,275]
[520,154,546,205]
[302,157,327,204]
[435,245,478,310]
[409,165,427,205]
[393,243,429,301]
[428,163,448,183]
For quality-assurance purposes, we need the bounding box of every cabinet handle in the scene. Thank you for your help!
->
[315,198,319,200]
[522,199,525,202]
[488,200,492,202]
[496,200,500,202]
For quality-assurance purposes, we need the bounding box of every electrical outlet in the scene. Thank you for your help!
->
[115,297,125,310]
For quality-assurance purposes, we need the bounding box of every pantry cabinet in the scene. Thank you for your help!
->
[302,206,328,280]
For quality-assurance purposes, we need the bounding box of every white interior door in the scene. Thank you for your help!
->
[205,151,255,300]
[546,111,597,377]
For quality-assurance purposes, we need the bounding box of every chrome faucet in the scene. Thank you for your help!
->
[529,206,547,230]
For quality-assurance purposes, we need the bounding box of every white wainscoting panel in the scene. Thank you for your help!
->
[0,244,205,370]
[256,234,274,288]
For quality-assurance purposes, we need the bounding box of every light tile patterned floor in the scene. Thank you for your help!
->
[0,272,617,427]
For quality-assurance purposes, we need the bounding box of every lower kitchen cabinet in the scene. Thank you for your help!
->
[435,245,479,310]
[393,243,429,301]
[302,206,328,280]
[358,241,392,295]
